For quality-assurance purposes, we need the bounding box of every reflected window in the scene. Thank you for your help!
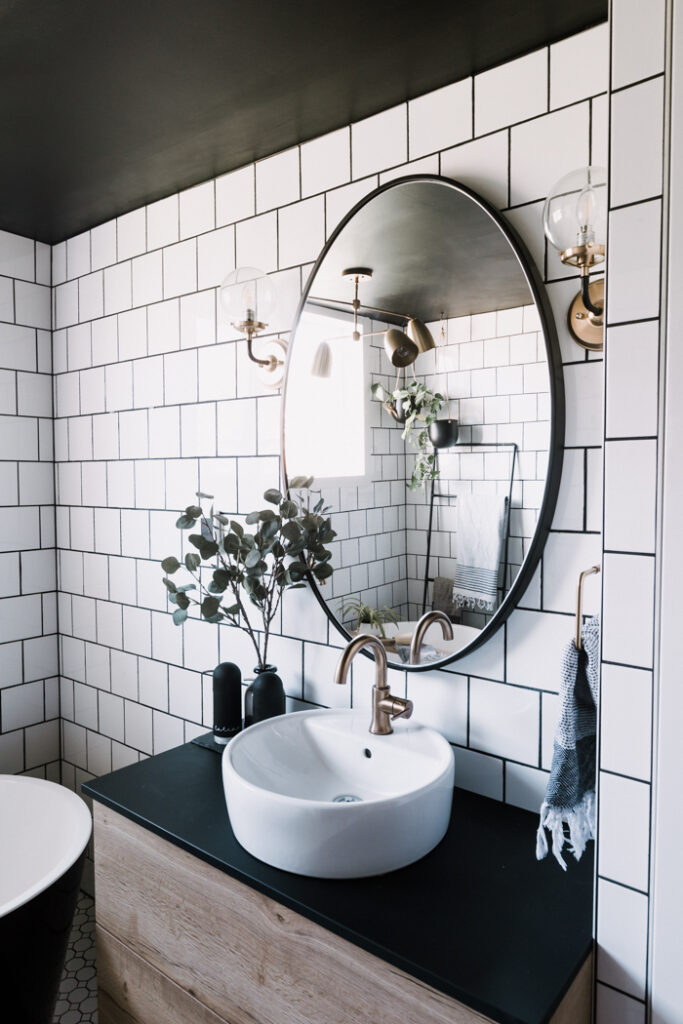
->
[285,309,370,485]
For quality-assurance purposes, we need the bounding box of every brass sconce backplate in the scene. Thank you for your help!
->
[568,278,604,351]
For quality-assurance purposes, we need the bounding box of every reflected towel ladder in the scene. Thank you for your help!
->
[421,441,518,616]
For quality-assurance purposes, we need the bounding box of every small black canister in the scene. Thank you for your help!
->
[244,665,286,728]
[212,662,243,744]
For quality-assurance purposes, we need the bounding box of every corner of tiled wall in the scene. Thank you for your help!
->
[0,229,60,779]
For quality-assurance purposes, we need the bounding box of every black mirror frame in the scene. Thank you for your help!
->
[280,174,565,672]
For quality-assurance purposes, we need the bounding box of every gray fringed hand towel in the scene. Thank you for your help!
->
[536,614,600,870]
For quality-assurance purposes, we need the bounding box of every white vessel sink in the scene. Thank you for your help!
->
[222,709,454,879]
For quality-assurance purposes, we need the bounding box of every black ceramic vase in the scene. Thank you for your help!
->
[244,664,286,728]
[428,418,459,448]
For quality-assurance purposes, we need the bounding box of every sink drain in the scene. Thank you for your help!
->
[332,794,362,803]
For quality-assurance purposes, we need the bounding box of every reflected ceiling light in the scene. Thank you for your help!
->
[310,340,332,378]
[406,318,435,354]
[384,327,419,367]
[543,166,607,352]
[219,266,287,389]
[310,266,429,376]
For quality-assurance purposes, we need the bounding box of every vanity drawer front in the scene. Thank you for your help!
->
[94,805,496,1024]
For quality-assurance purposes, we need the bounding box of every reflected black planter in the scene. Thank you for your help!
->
[428,418,459,448]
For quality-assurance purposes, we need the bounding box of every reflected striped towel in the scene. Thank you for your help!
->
[536,615,600,870]
[452,494,508,614]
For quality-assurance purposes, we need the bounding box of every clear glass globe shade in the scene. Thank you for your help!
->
[542,166,607,254]
[219,267,276,327]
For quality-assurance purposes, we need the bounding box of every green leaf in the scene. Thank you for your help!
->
[263,488,282,505]
[288,582,307,590]
[223,604,240,616]
[162,577,177,593]
[176,583,196,593]
[184,553,201,571]
[289,475,313,489]
[188,533,204,549]
[282,520,302,542]
[172,608,188,625]
[223,534,240,556]
[195,491,214,500]
[230,520,244,538]
[313,562,334,581]
[185,504,202,518]
[280,499,298,518]
[260,518,279,541]
[175,592,190,611]
[201,596,221,619]
[213,512,229,525]
[210,568,230,593]
[175,514,197,529]
[199,540,219,560]
[161,556,180,574]
[245,511,260,525]
[258,508,276,522]
[245,548,263,569]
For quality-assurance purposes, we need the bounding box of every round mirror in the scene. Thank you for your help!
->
[282,176,564,670]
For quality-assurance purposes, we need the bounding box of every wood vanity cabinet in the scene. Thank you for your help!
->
[93,805,592,1024]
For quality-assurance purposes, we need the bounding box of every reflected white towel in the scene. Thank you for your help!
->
[452,494,508,613]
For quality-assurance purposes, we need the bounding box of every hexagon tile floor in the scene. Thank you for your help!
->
[52,892,98,1023]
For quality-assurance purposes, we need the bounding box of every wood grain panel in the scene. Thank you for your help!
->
[93,805,590,1024]
[94,805,495,1024]
[97,927,232,1024]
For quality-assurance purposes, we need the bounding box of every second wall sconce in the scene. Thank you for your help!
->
[543,166,607,352]
[219,266,288,389]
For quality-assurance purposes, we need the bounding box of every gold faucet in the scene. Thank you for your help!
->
[334,635,413,735]
[409,610,454,665]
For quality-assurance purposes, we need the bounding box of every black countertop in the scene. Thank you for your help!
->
[83,741,593,1024]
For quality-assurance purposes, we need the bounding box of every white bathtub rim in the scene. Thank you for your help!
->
[0,774,92,919]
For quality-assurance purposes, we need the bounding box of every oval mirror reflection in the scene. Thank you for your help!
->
[283,176,564,670]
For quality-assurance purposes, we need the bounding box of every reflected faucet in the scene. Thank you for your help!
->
[334,635,413,735]
[410,610,454,665]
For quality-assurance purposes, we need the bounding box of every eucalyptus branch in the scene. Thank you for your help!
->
[160,481,336,670]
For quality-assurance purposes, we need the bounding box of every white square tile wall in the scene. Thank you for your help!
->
[596,3,667,1019]
[0,230,59,778]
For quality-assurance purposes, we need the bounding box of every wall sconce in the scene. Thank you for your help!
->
[543,166,607,351]
[219,266,287,389]
[309,267,435,377]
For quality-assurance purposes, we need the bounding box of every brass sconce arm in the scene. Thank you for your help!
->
[580,272,603,318]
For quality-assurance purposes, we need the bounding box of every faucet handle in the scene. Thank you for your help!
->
[379,695,414,721]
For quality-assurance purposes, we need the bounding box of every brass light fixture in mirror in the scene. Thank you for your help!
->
[283,175,564,670]
[310,266,437,376]
[543,166,607,352]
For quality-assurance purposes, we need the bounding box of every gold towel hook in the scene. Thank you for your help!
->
[575,565,600,650]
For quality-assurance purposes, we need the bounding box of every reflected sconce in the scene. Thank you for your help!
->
[219,266,288,389]
[310,266,436,376]
[543,166,607,351]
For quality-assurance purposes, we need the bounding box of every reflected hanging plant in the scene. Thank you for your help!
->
[160,478,336,671]
[371,378,444,490]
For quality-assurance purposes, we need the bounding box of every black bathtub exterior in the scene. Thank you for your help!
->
[0,851,86,1024]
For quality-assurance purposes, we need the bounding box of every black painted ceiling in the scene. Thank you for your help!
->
[0,0,607,244]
